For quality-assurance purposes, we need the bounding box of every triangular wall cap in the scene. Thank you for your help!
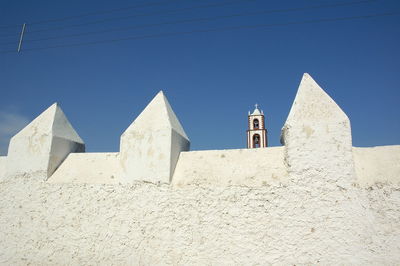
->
[119,90,190,184]
[10,102,84,145]
[122,91,189,140]
[12,103,57,138]
[284,73,348,125]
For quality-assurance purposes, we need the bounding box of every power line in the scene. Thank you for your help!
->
[0,0,182,29]
[29,0,183,25]
[0,0,256,38]
[1,11,397,54]
[0,0,379,46]
[27,0,257,34]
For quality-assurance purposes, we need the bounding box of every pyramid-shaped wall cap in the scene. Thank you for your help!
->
[12,103,57,140]
[122,90,189,140]
[284,73,349,125]
[11,102,83,145]
[280,73,354,184]
[120,90,190,183]
[281,73,351,145]
[7,102,85,178]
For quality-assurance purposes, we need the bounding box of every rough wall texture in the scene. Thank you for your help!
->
[354,146,400,187]
[0,157,6,177]
[173,147,287,187]
[0,172,399,265]
[279,73,379,262]
[1,74,399,264]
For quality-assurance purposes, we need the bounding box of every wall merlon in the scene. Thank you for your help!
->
[6,103,85,179]
[120,91,190,184]
[281,73,354,186]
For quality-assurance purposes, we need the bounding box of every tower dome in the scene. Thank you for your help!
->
[251,104,262,115]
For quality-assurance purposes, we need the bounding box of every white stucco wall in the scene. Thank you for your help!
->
[173,147,287,187]
[0,172,399,265]
[353,145,400,187]
[47,147,287,186]
[49,153,121,184]
[1,74,399,264]
[0,156,6,178]
[280,73,375,260]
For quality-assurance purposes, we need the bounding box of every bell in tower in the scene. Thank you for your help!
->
[247,104,268,148]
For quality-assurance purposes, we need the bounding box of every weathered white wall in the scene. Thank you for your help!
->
[49,153,121,184]
[354,145,400,187]
[0,156,6,177]
[173,147,287,187]
[365,183,400,263]
[41,144,400,188]
[0,172,399,265]
[46,147,286,186]
[1,74,399,264]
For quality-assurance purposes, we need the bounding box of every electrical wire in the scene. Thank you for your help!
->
[0,11,397,54]
[0,0,379,46]
[0,0,182,29]
[27,0,258,34]
[0,0,257,37]
[0,0,258,39]
[29,0,183,25]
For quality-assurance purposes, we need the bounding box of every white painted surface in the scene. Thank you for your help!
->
[0,74,399,264]
[280,73,372,261]
[6,103,85,178]
[120,91,190,184]
[49,153,121,184]
[0,156,6,178]
[173,147,287,187]
[353,145,400,187]
[0,172,399,265]
[281,73,354,182]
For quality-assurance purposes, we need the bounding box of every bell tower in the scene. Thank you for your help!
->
[247,104,268,148]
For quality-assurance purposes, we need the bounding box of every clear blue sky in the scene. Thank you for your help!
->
[0,0,399,155]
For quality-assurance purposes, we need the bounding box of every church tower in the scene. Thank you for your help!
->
[247,104,268,148]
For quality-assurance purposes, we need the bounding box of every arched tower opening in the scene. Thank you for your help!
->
[253,134,260,148]
[253,119,259,129]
